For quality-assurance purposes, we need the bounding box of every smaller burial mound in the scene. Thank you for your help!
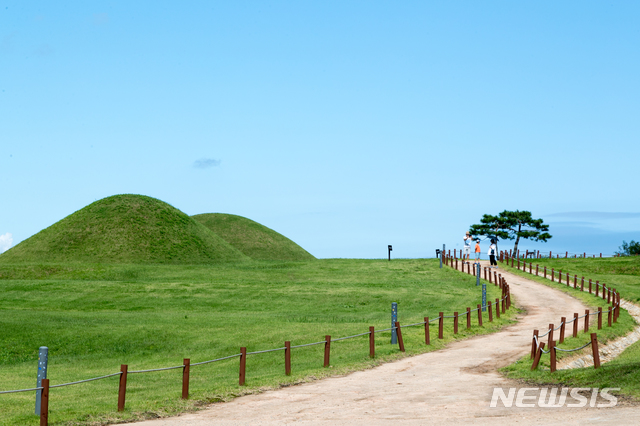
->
[0,194,248,264]
[192,213,315,261]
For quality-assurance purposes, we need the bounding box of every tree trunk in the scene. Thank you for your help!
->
[513,222,522,256]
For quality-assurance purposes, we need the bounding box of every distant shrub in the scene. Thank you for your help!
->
[616,240,640,256]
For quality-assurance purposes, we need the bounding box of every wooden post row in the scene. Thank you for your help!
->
[369,327,375,358]
[395,322,405,352]
[239,347,247,385]
[285,341,292,374]
[531,342,545,370]
[591,333,601,369]
[324,336,331,367]
[118,364,128,411]
[584,310,589,332]
[182,358,190,399]
[424,317,430,345]
[40,379,49,426]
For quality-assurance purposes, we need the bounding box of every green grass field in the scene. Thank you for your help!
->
[499,255,640,399]
[0,259,516,426]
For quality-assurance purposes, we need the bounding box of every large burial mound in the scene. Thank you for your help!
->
[192,213,315,261]
[0,195,248,264]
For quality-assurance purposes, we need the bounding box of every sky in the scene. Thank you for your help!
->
[1,1,639,259]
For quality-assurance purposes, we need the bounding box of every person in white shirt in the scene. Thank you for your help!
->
[488,243,498,268]
[463,232,472,263]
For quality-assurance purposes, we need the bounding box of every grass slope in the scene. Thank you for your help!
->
[0,195,248,265]
[500,256,640,399]
[0,259,515,425]
[192,213,315,261]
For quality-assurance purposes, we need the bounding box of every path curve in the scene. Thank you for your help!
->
[132,263,640,425]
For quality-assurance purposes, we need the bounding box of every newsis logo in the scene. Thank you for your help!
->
[490,388,620,408]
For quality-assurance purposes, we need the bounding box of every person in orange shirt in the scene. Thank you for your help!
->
[474,240,481,263]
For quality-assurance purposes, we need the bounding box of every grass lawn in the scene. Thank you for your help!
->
[0,259,515,426]
[498,255,640,399]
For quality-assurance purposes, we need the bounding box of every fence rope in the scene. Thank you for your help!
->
[0,387,44,395]
[555,341,591,352]
[129,366,184,374]
[246,347,286,355]
[331,332,372,342]
[50,372,123,387]
[190,353,242,366]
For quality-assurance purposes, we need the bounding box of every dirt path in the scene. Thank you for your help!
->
[132,263,640,425]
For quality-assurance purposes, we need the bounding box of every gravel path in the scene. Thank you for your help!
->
[131,263,640,425]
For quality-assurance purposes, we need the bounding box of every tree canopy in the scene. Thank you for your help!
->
[469,210,552,255]
[616,240,640,256]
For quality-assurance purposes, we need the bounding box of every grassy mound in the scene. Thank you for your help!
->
[0,195,248,264]
[192,213,315,261]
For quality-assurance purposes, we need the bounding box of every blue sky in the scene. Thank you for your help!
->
[1,1,639,258]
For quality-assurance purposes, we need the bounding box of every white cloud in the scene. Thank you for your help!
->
[0,233,13,253]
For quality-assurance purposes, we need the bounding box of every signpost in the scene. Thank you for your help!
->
[36,346,48,415]
[391,302,398,344]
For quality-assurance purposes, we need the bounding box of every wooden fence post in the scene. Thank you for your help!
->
[559,317,566,344]
[488,269,491,283]
[531,342,545,370]
[544,266,547,278]
[531,330,538,359]
[573,313,578,338]
[589,279,592,294]
[536,264,539,275]
[488,301,493,322]
[438,312,444,339]
[596,280,599,297]
[591,333,601,369]
[494,271,497,285]
[584,310,590,333]
[285,341,292,374]
[608,307,612,327]
[182,358,190,400]
[548,324,554,349]
[324,336,331,367]
[574,275,577,289]
[477,304,483,326]
[369,328,375,358]
[495,298,500,318]
[118,364,128,412]
[424,317,430,345]
[239,347,247,385]
[395,322,405,352]
[550,341,557,373]
[551,268,554,281]
[598,307,602,329]
[40,378,49,426]
[453,312,458,334]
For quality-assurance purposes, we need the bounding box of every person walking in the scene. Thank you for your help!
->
[488,241,498,268]
[463,232,472,263]
[474,240,481,263]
